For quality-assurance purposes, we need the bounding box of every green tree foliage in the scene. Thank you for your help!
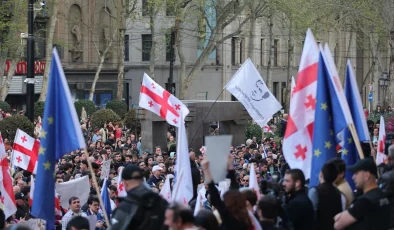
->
[34,101,45,118]
[245,121,262,141]
[0,115,34,140]
[0,101,11,112]
[74,100,96,118]
[90,109,122,129]
[124,108,141,131]
[106,100,128,118]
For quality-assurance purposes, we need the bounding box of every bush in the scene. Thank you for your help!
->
[245,121,262,141]
[0,101,11,112]
[90,109,121,128]
[74,100,96,118]
[106,100,128,118]
[34,101,45,118]
[124,108,141,130]
[0,115,34,140]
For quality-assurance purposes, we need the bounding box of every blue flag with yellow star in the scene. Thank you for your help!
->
[31,48,86,230]
[341,61,370,190]
[310,51,348,187]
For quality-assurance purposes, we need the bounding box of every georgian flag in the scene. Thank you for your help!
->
[116,167,127,198]
[159,175,172,202]
[139,73,189,127]
[376,116,387,165]
[12,129,39,173]
[0,133,17,218]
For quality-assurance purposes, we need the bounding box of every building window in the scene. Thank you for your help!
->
[261,39,265,66]
[142,34,152,61]
[124,34,129,61]
[273,82,279,99]
[273,39,279,66]
[231,37,236,65]
[166,34,172,61]
[142,0,149,16]
[240,38,245,64]
[166,0,175,16]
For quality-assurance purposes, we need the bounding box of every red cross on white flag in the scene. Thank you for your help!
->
[376,116,387,165]
[283,29,319,179]
[12,129,39,173]
[159,175,172,202]
[139,73,189,126]
[0,132,17,218]
[116,167,127,198]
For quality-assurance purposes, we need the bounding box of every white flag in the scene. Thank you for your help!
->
[376,116,387,165]
[172,112,193,205]
[248,163,260,199]
[159,175,172,202]
[116,167,127,198]
[139,73,189,127]
[0,133,17,218]
[225,59,282,127]
[56,176,90,208]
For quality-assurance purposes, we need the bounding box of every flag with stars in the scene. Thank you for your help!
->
[341,61,370,190]
[32,48,86,230]
[310,48,349,187]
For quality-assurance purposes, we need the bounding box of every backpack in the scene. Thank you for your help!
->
[123,192,168,230]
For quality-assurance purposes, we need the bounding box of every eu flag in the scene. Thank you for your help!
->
[101,178,112,219]
[310,51,348,187]
[342,61,370,190]
[31,48,86,229]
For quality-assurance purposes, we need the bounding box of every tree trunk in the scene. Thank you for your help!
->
[89,31,117,101]
[266,11,274,91]
[174,15,187,99]
[117,28,125,100]
[149,13,156,79]
[285,22,293,112]
[0,55,7,97]
[1,59,18,101]
[247,15,256,62]
[39,0,59,101]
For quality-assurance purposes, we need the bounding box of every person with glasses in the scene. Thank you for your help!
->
[83,196,106,230]
[242,175,250,187]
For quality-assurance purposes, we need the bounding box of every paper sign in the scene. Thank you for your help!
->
[205,135,233,182]
[56,176,90,208]
[100,160,111,179]
[87,215,97,230]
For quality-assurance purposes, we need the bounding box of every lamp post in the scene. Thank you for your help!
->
[379,72,390,107]
[26,0,35,122]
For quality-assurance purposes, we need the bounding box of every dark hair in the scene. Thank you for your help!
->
[0,209,5,229]
[258,194,280,220]
[109,185,117,192]
[330,158,346,174]
[321,161,338,183]
[285,169,306,187]
[195,210,219,230]
[66,216,89,230]
[241,189,257,206]
[69,196,79,205]
[87,195,99,205]
[167,203,194,225]
[223,190,253,228]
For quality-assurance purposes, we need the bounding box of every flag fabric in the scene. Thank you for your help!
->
[0,133,16,218]
[248,163,260,199]
[159,175,172,202]
[55,176,90,208]
[342,61,370,189]
[12,129,39,173]
[263,126,273,134]
[32,48,86,230]
[29,176,62,217]
[309,49,349,187]
[376,116,387,165]
[225,58,282,127]
[100,178,112,218]
[291,76,296,98]
[283,29,319,179]
[116,167,127,198]
[139,73,189,127]
[172,112,193,205]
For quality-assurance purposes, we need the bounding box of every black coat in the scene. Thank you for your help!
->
[285,189,315,230]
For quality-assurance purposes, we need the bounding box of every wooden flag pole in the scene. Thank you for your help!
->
[84,149,111,227]
[348,124,365,159]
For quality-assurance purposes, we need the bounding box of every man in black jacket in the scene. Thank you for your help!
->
[109,165,168,230]
[189,150,201,201]
[282,169,315,230]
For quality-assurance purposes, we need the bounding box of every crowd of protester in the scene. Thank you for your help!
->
[0,110,393,230]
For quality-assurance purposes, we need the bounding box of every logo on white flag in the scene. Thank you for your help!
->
[251,80,270,101]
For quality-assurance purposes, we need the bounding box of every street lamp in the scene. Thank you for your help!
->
[26,0,35,122]
[379,72,390,107]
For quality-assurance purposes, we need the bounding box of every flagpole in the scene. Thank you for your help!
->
[348,124,365,159]
[84,149,111,227]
